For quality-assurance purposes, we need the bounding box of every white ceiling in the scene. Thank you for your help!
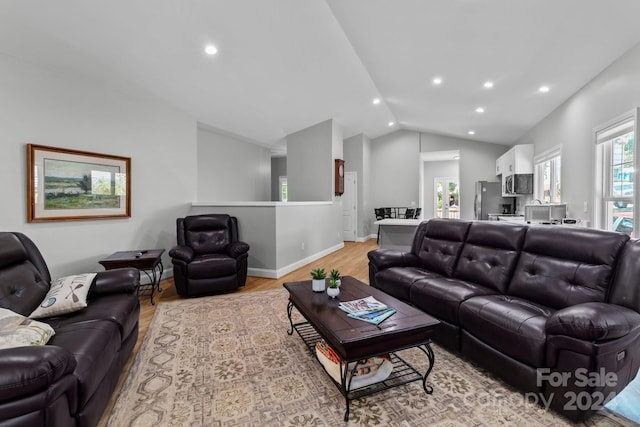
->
[3,0,640,152]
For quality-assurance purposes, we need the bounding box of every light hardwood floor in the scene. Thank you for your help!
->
[98,239,379,425]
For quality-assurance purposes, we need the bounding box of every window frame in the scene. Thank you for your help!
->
[534,144,562,203]
[279,176,288,202]
[594,108,638,235]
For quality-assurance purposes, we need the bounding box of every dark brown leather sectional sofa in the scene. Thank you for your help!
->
[0,232,140,427]
[368,218,640,421]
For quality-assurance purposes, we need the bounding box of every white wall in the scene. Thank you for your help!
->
[0,50,197,279]
[197,127,271,201]
[515,42,640,222]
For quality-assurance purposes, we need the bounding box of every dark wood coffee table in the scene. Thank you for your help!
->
[284,276,440,421]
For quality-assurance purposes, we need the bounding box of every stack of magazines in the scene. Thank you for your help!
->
[338,296,396,324]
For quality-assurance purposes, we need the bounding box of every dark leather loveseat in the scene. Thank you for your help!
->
[368,218,640,421]
[0,232,140,427]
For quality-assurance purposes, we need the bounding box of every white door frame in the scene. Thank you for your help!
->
[342,171,357,241]
[434,176,459,218]
[419,150,460,219]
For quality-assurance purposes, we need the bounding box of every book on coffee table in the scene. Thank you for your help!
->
[339,296,396,325]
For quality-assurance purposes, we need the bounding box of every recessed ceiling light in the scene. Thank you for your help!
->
[483,81,494,89]
[539,85,550,93]
[432,77,443,85]
[468,130,476,135]
[453,155,460,159]
[388,121,395,127]
[475,107,485,113]
[373,98,381,105]
[204,45,218,55]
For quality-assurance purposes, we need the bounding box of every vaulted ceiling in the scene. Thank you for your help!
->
[3,0,640,152]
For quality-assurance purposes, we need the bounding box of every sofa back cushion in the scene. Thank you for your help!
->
[508,226,629,309]
[181,214,234,256]
[454,221,527,293]
[0,233,51,316]
[411,219,471,277]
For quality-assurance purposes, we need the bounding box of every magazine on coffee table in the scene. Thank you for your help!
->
[339,296,396,325]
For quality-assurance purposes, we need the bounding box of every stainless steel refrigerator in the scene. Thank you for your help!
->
[474,181,512,220]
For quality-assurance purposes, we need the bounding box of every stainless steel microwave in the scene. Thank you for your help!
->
[505,174,533,195]
[524,203,567,223]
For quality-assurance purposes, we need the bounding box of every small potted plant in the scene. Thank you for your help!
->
[327,277,340,298]
[330,269,341,287]
[310,268,326,292]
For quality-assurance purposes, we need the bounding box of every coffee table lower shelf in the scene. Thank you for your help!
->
[289,321,434,421]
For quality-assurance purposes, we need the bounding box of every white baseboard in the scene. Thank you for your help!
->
[141,265,174,284]
[160,243,349,280]
[248,242,345,278]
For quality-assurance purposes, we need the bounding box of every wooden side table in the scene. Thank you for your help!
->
[99,249,165,305]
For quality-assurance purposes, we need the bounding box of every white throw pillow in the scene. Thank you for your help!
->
[0,307,55,349]
[29,273,96,319]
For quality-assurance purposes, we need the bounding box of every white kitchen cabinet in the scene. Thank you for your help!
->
[497,144,534,196]
[508,144,533,174]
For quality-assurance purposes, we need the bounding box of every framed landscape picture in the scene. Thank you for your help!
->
[27,144,131,222]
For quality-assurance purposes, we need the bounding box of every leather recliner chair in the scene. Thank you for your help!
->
[169,214,250,297]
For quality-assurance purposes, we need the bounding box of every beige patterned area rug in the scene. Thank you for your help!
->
[109,289,634,427]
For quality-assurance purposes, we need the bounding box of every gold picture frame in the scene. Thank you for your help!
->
[27,144,131,222]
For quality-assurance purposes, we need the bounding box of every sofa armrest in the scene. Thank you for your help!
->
[546,302,640,341]
[367,249,418,271]
[226,241,250,259]
[169,245,194,263]
[90,268,140,297]
[0,346,77,403]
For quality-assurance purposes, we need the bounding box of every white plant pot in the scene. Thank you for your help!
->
[327,287,340,299]
[312,279,326,292]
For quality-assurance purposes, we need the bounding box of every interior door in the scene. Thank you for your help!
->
[342,171,357,241]
[434,177,460,219]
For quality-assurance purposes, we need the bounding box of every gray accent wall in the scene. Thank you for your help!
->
[197,126,271,201]
[0,50,197,279]
[370,129,507,230]
[515,42,640,223]
[420,133,508,220]
[287,119,341,202]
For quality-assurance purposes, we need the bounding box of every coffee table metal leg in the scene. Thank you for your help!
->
[416,341,435,394]
[286,301,294,335]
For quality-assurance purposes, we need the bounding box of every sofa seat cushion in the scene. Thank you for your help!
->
[374,267,436,302]
[410,277,498,324]
[44,294,139,342]
[459,295,554,367]
[46,320,121,406]
[188,254,237,278]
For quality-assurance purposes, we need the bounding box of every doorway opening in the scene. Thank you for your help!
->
[434,177,460,218]
[419,150,460,220]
